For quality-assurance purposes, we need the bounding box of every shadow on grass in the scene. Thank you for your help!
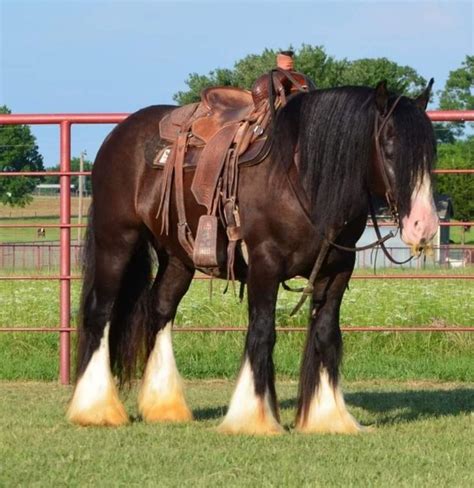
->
[346,388,474,424]
[193,405,227,421]
[279,388,474,425]
[193,388,474,423]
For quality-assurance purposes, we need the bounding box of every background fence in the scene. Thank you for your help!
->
[1,111,473,384]
[1,242,473,272]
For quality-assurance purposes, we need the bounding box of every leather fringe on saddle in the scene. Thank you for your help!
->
[156,105,199,257]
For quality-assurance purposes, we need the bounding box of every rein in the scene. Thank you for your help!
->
[284,94,414,316]
[285,196,411,316]
[326,196,413,265]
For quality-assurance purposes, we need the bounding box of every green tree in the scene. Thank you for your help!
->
[439,55,474,110]
[0,105,45,206]
[435,55,474,142]
[291,44,349,89]
[436,136,474,222]
[173,45,428,105]
[339,58,426,95]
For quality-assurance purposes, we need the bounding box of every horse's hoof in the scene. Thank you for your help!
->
[296,412,364,434]
[217,416,285,435]
[139,400,193,423]
[67,398,129,427]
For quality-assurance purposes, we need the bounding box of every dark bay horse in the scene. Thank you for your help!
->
[67,80,438,434]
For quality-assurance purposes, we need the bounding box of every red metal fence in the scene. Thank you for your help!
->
[1,111,473,384]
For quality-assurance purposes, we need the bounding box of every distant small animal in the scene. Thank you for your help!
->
[37,227,46,238]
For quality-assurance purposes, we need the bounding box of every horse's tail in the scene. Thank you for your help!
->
[77,203,154,386]
[76,205,96,380]
[108,234,153,386]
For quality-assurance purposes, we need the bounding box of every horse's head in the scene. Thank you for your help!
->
[373,80,439,254]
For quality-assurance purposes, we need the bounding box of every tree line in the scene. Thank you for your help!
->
[1,48,472,220]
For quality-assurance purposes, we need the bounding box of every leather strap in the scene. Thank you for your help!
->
[374,95,403,223]
[174,131,195,258]
[156,144,175,235]
[367,195,413,265]
[289,238,332,316]
[157,105,199,257]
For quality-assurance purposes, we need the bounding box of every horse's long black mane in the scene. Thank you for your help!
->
[272,86,436,228]
[387,95,436,219]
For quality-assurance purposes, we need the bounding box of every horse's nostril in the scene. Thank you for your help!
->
[414,220,420,228]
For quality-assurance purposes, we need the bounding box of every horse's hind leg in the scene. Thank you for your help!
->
[138,254,194,423]
[296,268,362,434]
[67,228,144,426]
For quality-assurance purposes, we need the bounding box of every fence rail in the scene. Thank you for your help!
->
[2,326,472,333]
[1,110,473,384]
[1,244,473,273]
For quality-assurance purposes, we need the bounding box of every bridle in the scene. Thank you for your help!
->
[285,94,414,315]
[373,95,403,224]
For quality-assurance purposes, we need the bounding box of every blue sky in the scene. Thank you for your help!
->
[1,0,472,166]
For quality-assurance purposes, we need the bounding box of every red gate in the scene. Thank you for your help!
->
[1,110,473,384]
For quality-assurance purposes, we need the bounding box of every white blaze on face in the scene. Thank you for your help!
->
[218,357,283,435]
[138,322,192,422]
[67,323,128,426]
[401,173,439,247]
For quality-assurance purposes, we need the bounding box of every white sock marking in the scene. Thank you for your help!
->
[219,357,282,433]
[138,322,192,421]
[71,323,115,412]
[141,322,181,398]
[301,368,361,433]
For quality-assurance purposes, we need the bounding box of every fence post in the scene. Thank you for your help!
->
[59,121,71,385]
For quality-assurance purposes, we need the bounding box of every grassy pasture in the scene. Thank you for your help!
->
[1,381,473,487]
[0,196,91,243]
[0,275,472,382]
[0,216,88,243]
[1,239,472,486]
[0,196,92,218]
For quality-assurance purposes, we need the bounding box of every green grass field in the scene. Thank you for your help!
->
[0,216,87,243]
[0,275,472,382]
[1,380,472,487]
[0,196,91,218]
[0,196,91,243]
[1,204,473,486]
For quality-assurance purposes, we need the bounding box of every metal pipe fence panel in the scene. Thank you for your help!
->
[1,111,473,384]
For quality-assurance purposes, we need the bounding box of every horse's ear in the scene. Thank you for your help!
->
[415,78,434,111]
[375,80,389,115]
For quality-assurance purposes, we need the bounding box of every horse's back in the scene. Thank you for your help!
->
[91,105,175,231]
[94,105,175,176]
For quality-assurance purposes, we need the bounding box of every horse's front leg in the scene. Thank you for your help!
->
[138,255,194,423]
[296,269,363,434]
[218,248,283,435]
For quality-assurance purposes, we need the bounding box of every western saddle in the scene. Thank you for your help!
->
[155,68,312,276]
